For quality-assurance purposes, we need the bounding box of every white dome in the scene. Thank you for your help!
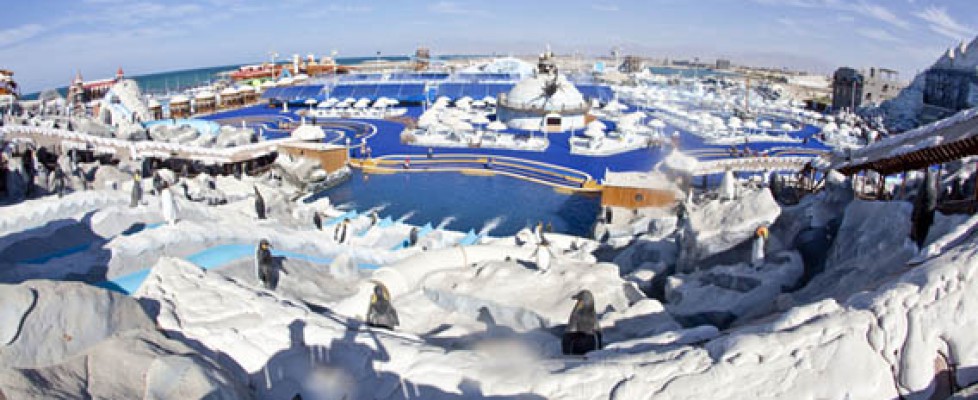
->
[292,124,325,141]
[504,74,587,112]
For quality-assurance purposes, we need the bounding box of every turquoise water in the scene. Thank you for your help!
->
[98,243,380,294]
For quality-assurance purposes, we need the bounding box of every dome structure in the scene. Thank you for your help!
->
[497,49,590,132]
[291,124,325,141]
[503,74,587,112]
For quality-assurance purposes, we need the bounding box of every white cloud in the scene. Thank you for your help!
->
[592,4,620,12]
[0,24,45,48]
[427,1,486,16]
[853,2,910,30]
[857,27,902,43]
[753,0,910,30]
[324,4,373,13]
[915,6,975,41]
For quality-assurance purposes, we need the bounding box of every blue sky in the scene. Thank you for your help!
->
[1,0,976,92]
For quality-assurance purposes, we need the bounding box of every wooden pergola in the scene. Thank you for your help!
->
[838,136,978,176]
[834,125,978,212]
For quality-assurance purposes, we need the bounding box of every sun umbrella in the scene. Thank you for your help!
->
[487,121,507,131]
[452,120,474,132]
[470,114,491,125]
[727,116,742,128]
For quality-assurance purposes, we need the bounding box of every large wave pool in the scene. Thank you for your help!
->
[313,170,601,238]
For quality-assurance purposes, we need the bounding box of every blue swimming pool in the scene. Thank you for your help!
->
[312,169,601,237]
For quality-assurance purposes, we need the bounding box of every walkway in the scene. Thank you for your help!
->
[693,156,815,176]
[354,153,600,193]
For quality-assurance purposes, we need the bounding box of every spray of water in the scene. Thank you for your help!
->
[397,210,417,223]
[367,202,390,215]
[478,216,505,237]
[335,202,356,211]
[436,216,457,230]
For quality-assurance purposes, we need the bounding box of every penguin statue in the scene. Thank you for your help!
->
[160,183,177,225]
[534,221,548,245]
[313,211,323,231]
[531,241,554,273]
[34,157,49,194]
[22,149,35,198]
[911,169,939,248]
[52,165,66,198]
[366,283,399,330]
[254,239,274,290]
[253,186,266,220]
[130,174,142,207]
[751,225,768,267]
[562,289,602,355]
[408,226,419,247]
[334,218,349,244]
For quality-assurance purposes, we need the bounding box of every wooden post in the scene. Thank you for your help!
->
[878,174,886,200]
[973,161,978,213]
[899,171,908,200]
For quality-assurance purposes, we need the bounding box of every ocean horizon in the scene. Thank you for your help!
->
[20,54,479,100]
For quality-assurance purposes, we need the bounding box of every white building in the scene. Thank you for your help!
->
[496,50,590,133]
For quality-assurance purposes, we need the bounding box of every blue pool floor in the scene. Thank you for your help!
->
[98,243,381,295]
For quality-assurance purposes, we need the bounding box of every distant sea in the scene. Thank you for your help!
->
[20,55,472,100]
[649,66,738,78]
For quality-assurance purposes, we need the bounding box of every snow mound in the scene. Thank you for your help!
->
[0,280,247,398]
[794,200,917,303]
[665,251,803,327]
[680,188,780,270]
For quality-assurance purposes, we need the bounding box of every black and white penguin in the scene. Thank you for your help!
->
[152,172,164,194]
[254,239,274,289]
[911,169,939,248]
[562,289,602,355]
[52,165,66,198]
[334,218,349,244]
[313,211,323,230]
[408,226,419,247]
[369,211,379,226]
[129,174,142,207]
[253,186,267,220]
[366,283,399,330]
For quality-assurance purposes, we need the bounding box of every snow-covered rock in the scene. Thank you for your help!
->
[0,280,247,398]
[793,200,917,303]
[665,251,803,327]
[678,188,780,271]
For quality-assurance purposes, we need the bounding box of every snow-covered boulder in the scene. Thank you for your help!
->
[793,200,917,303]
[665,251,803,327]
[679,187,780,271]
[0,280,247,398]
